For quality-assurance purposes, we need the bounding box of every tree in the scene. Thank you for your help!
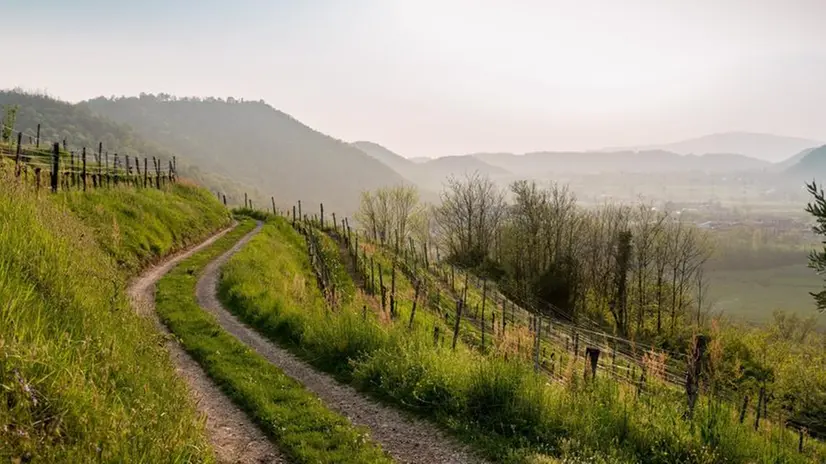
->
[1,104,19,142]
[435,171,506,267]
[355,185,423,247]
[805,180,826,312]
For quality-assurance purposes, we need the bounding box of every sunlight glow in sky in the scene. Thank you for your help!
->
[3,0,825,157]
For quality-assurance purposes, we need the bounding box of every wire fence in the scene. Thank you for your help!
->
[1,123,177,191]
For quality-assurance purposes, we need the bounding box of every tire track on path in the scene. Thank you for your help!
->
[197,223,487,464]
[128,223,287,464]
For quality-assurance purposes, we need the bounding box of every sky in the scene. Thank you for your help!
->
[3,0,826,158]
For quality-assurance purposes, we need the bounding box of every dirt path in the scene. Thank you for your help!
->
[127,224,287,464]
[196,223,487,464]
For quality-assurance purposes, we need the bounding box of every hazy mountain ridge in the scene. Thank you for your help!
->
[352,140,509,190]
[84,95,407,214]
[470,149,771,176]
[785,145,826,179]
[607,131,822,163]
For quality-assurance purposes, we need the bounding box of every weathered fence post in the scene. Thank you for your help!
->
[113,153,119,186]
[739,395,749,423]
[452,299,464,350]
[244,192,248,209]
[298,200,302,223]
[35,124,40,148]
[272,196,276,215]
[533,315,541,372]
[82,147,87,191]
[378,263,385,312]
[585,347,600,380]
[686,334,708,420]
[480,279,487,348]
[754,385,765,430]
[15,132,22,176]
[105,152,110,187]
[320,203,324,229]
[51,142,60,192]
[143,158,148,188]
[390,260,397,318]
[408,279,421,329]
[223,194,227,206]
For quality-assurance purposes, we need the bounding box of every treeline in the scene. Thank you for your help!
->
[359,172,712,344]
[355,173,826,437]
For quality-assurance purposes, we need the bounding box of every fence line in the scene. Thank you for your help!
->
[1,123,178,192]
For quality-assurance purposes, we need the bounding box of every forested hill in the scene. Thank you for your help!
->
[85,94,407,214]
[0,90,252,200]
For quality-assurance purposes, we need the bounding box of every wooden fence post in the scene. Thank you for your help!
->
[272,196,276,215]
[379,263,386,313]
[452,299,464,350]
[223,194,227,206]
[51,142,60,192]
[390,260,397,318]
[298,200,302,223]
[113,153,119,186]
[533,315,541,372]
[105,152,110,187]
[686,334,708,420]
[15,132,22,176]
[739,395,749,423]
[480,279,487,348]
[320,203,324,229]
[82,147,87,191]
[754,385,765,430]
[585,347,600,380]
[408,279,421,329]
[292,205,296,226]
[35,123,40,148]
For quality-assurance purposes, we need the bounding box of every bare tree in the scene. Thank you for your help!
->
[435,171,506,266]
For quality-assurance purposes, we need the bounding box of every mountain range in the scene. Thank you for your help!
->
[606,132,822,163]
[1,90,824,211]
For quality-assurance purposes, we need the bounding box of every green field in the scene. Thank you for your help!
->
[708,264,824,325]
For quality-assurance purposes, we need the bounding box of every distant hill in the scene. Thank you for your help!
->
[0,90,250,199]
[610,132,822,163]
[351,141,509,190]
[775,146,820,172]
[351,141,418,182]
[85,95,407,214]
[409,156,431,164]
[472,150,769,177]
[785,145,826,180]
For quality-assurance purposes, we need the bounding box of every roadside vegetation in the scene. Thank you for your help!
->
[155,218,392,464]
[220,215,824,463]
[0,164,229,462]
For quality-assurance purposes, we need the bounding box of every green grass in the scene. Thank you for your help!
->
[0,168,230,462]
[59,181,231,274]
[220,217,826,464]
[708,265,824,325]
[155,220,392,464]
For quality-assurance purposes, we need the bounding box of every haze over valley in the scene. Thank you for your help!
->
[3,1,826,463]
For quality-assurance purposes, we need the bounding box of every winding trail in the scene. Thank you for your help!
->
[128,224,287,464]
[197,223,487,464]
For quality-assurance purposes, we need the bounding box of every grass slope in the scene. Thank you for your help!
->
[220,217,825,464]
[0,171,230,462]
[155,219,391,464]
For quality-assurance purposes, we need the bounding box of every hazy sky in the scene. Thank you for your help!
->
[3,0,825,157]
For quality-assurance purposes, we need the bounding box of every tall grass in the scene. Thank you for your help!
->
[220,217,826,463]
[0,169,229,461]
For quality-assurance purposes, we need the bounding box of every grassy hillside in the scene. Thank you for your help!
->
[0,90,259,204]
[84,94,407,214]
[0,168,230,462]
[219,218,824,463]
